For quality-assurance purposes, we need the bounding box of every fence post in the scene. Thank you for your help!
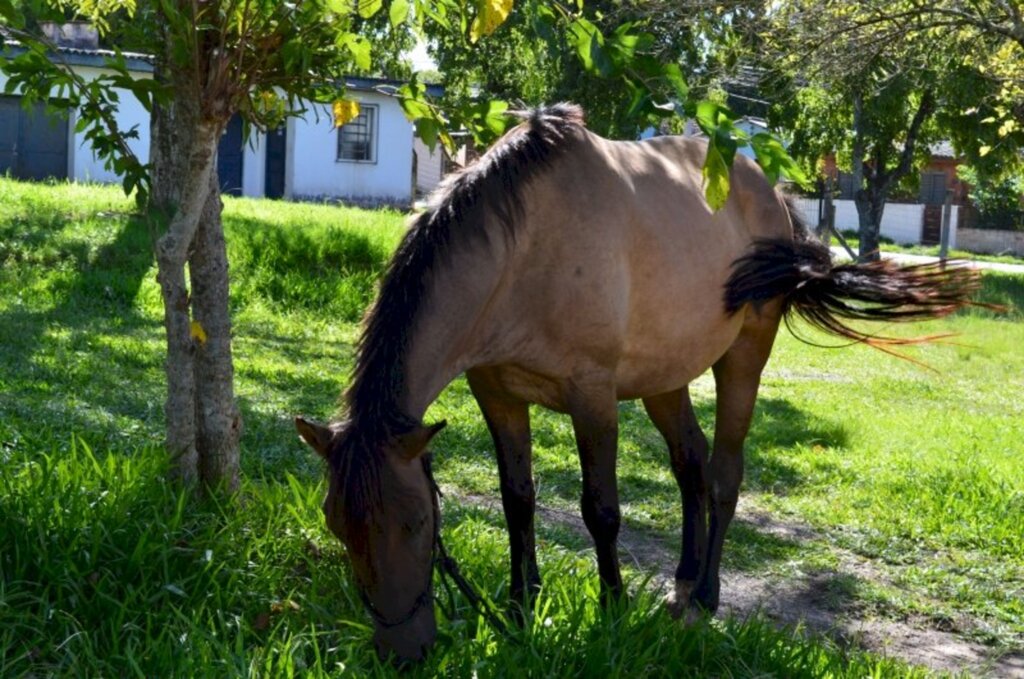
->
[939,188,953,259]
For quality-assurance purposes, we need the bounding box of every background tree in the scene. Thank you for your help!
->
[767,0,1024,259]
[765,1,984,260]
[429,0,766,140]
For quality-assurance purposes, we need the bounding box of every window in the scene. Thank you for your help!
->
[337,104,377,163]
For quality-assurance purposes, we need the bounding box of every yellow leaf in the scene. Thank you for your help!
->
[333,99,361,128]
[979,145,992,157]
[190,320,207,345]
[469,0,514,43]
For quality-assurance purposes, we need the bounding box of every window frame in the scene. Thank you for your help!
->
[336,103,378,164]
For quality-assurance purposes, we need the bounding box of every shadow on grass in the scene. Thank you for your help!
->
[0,213,162,451]
[0,209,374,472]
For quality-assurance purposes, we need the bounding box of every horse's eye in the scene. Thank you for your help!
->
[403,513,430,534]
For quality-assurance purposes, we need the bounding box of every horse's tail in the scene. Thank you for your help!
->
[723,198,981,350]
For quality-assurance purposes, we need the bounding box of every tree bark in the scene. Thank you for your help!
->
[149,56,239,490]
[153,119,219,485]
[855,188,885,260]
[190,173,242,491]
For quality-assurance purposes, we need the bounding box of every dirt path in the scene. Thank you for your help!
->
[453,491,1023,678]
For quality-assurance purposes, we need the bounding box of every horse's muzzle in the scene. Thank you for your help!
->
[373,603,437,664]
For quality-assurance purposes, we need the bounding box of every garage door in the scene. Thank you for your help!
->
[0,96,69,181]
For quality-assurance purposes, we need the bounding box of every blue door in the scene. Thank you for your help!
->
[0,96,69,180]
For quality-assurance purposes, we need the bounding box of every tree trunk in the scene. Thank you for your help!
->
[854,187,885,262]
[190,173,242,491]
[150,57,239,490]
[849,92,882,262]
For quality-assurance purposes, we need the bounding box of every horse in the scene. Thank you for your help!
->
[295,104,976,663]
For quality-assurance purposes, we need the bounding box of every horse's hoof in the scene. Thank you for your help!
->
[664,580,697,620]
[690,582,720,615]
[682,604,707,627]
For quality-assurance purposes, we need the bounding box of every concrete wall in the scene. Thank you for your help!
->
[289,90,413,205]
[240,132,265,198]
[956,228,1024,256]
[790,198,927,244]
[70,66,152,183]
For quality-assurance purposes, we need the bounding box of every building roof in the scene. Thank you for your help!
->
[929,140,957,159]
[3,42,444,99]
[3,40,154,72]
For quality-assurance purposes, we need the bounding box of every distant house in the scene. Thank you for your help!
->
[1,26,441,208]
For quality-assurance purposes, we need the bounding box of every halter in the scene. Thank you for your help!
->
[354,454,509,636]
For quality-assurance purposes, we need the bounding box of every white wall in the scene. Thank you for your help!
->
[0,65,151,183]
[414,135,444,195]
[790,197,925,244]
[289,91,413,205]
[241,132,265,198]
[70,66,151,183]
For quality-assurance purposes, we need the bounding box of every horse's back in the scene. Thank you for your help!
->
[467,128,793,406]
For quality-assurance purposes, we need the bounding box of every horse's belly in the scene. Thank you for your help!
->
[614,314,742,399]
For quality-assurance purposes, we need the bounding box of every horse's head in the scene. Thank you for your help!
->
[295,416,446,663]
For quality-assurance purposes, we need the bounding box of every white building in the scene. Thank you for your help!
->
[1,35,441,207]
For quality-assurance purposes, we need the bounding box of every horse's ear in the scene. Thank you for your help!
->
[394,420,447,461]
[295,416,332,458]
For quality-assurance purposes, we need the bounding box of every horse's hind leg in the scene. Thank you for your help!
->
[467,369,540,615]
[642,387,709,618]
[692,311,781,613]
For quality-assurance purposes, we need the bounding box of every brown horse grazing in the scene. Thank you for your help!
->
[295,104,976,663]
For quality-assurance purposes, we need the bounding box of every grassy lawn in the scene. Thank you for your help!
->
[2,178,1021,676]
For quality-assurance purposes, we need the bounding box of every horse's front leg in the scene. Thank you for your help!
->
[567,380,623,604]
[468,370,540,616]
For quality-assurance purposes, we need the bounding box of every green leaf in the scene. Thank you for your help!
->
[389,0,409,26]
[398,83,432,120]
[702,136,731,211]
[481,99,508,135]
[340,34,372,70]
[750,133,808,187]
[416,118,439,150]
[531,3,556,41]
[662,63,688,101]
[567,18,612,76]
[357,0,383,19]
[0,0,21,24]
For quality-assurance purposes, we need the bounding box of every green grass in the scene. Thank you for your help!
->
[3,178,1021,675]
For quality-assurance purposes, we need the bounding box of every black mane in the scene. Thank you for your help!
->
[327,104,585,507]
